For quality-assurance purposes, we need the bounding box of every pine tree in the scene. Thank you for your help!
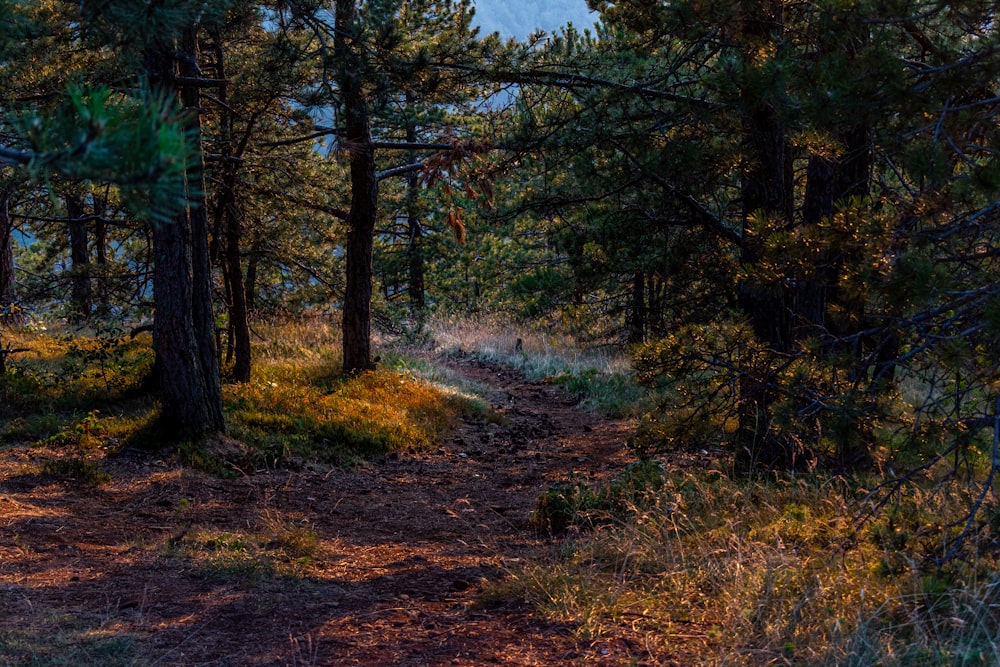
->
[281,0,495,373]
[1,0,232,438]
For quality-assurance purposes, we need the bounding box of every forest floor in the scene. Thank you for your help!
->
[0,352,701,666]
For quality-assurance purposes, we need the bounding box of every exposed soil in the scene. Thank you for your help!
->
[0,353,695,666]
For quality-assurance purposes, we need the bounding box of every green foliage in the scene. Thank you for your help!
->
[78,0,232,48]
[15,84,197,223]
[34,410,106,449]
[530,475,596,534]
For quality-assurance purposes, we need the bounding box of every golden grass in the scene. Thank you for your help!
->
[1,327,155,413]
[3,319,480,467]
[222,317,483,463]
[502,467,1000,665]
[225,367,474,462]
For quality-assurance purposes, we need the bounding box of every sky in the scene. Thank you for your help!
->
[471,0,598,39]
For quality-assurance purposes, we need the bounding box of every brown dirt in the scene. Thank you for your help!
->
[0,354,695,666]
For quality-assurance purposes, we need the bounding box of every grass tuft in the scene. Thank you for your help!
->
[39,457,111,486]
[166,516,328,581]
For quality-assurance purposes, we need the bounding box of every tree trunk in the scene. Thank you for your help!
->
[798,116,877,471]
[337,0,379,374]
[66,195,91,322]
[737,0,795,350]
[144,31,225,438]
[628,270,645,345]
[245,249,258,312]
[92,192,109,306]
[406,123,426,315]
[181,27,225,428]
[222,203,251,381]
[0,185,17,324]
[210,29,251,382]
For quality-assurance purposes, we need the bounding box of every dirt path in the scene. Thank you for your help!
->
[0,354,676,666]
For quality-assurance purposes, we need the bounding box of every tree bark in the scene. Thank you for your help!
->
[406,120,426,315]
[65,195,92,322]
[209,29,252,382]
[737,0,795,351]
[144,30,225,438]
[0,185,17,324]
[92,192,109,306]
[245,249,259,312]
[337,0,379,374]
[735,0,795,470]
[628,270,645,345]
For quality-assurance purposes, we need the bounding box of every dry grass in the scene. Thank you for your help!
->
[226,317,484,465]
[501,465,1000,665]
[508,472,848,658]
[2,318,482,468]
[1,327,155,416]
[429,315,1000,666]
[425,313,643,416]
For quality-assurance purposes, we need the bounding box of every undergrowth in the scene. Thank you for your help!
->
[413,316,1000,663]
[515,463,1000,665]
[225,319,485,468]
[7,316,996,663]
[0,608,137,667]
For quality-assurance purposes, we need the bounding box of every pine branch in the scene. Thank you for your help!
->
[377,162,426,181]
[441,63,725,110]
[0,145,32,167]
